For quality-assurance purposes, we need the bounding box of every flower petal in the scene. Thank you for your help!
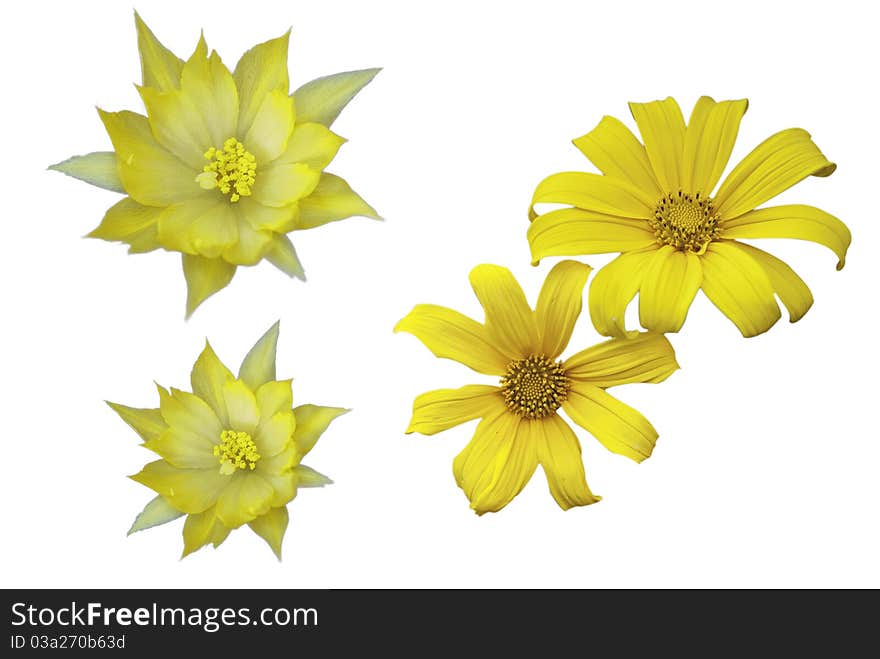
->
[131,460,227,514]
[182,254,237,318]
[128,495,183,535]
[564,332,679,387]
[157,385,224,441]
[222,214,274,266]
[265,235,306,280]
[469,264,539,359]
[563,382,658,463]
[107,401,166,442]
[453,410,537,515]
[629,97,686,193]
[728,243,814,323]
[534,260,591,359]
[395,304,510,375]
[134,12,183,92]
[182,507,222,557]
[255,380,293,419]
[720,204,850,270]
[248,506,289,560]
[98,109,199,206]
[530,172,653,220]
[638,246,703,333]
[256,411,296,458]
[253,163,321,207]
[681,97,748,195]
[190,341,234,423]
[238,197,298,233]
[215,473,274,528]
[535,414,600,510]
[272,122,345,170]
[587,248,656,338]
[244,89,295,164]
[292,68,381,127]
[715,129,836,220]
[297,173,381,229]
[143,427,217,469]
[139,85,213,169]
[405,385,504,435]
[49,151,125,193]
[572,115,661,202]
[527,207,656,265]
[222,379,260,434]
[294,464,333,488]
[700,241,782,337]
[88,197,162,254]
[239,322,280,391]
[179,37,239,147]
[233,31,291,138]
[159,198,238,257]
[292,405,348,456]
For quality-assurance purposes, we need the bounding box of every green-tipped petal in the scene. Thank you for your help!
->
[265,235,306,279]
[49,152,124,193]
[292,68,380,127]
[239,322,280,390]
[297,174,381,230]
[248,506,289,560]
[128,495,184,535]
[292,405,348,456]
[182,253,237,318]
[294,464,333,488]
[107,401,166,442]
[134,11,183,91]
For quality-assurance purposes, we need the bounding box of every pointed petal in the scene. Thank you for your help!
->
[587,249,656,337]
[49,152,124,193]
[138,85,213,169]
[255,380,293,419]
[700,241,782,337]
[182,254,237,318]
[265,234,306,280]
[469,264,539,359]
[253,162,320,207]
[222,214,274,266]
[720,204,850,270]
[273,122,345,170]
[223,379,260,434]
[215,472,274,528]
[190,340,234,425]
[88,197,162,253]
[182,507,225,557]
[395,304,510,375]
[128,495,183,535]
[629,97,686,193]
[157,386,224,441]
[572,115,661,201]
[243,89,295,164]
[715,129,836,220]
[239,322,280,390]
[534,260,591,359]
[134,12,183,92]
[564,332,679,387]
[297,173,381,229]
[292,68,381,127]
[179,38,239,147]
[256,410,295,457]
[406,385,504,435]
[107,401,166,442]
[292,404,348,456]
[681,97,748,195]
[248,506,289,559]
[638,246,703,333]
[294,464,333,488]
[528,207,656,264]
[160,199,238,258]
[563,382,658,463]
[131,460,227,514]
[733,243,813,323]
[238,197,298,233]
[529,171,653,221]
[233,31,291,137]
[535,414,600,510]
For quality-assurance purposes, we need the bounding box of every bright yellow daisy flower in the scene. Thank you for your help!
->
[110,322,347,558]
[528,97,852,338]
[51,14,380,317]
[395,261,678,514]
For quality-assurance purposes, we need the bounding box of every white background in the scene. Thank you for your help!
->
[1,0,877,588]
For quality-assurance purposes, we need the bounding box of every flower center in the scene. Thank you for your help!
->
[650,191,720,253]
[195,137,257,203]
[500,355,570,419]
[214,429,261,475]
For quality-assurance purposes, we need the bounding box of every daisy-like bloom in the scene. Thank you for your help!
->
[528,97,852,338]
[51,14,380,317]
[110,322,347,558]
[395,261,678,514]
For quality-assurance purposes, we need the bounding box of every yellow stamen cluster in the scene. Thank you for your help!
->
[650,191,720,253]
[214,429,261,474]
[195,137,256,203]
[501,355,570,419]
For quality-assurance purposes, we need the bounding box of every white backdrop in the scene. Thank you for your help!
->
[2,0,877,588]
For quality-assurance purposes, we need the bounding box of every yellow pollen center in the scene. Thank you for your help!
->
[649,191,720,253]
[500,355,570,419]
[214,429,261,475]
[195,137,257,203]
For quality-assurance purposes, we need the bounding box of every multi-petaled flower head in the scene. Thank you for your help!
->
[109,322,347,558]
[50,14,381,317]
[395,261,679,514]
[529,97,852,338]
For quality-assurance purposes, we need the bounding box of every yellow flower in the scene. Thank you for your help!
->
[110,322,347,558]
[50,13,380,317]
[528,97,852,338]
[395,261,678,514]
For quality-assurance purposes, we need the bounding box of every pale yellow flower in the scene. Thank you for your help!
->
[529,97,851,337]
[51,14,380,317]
[396,261,678,514]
